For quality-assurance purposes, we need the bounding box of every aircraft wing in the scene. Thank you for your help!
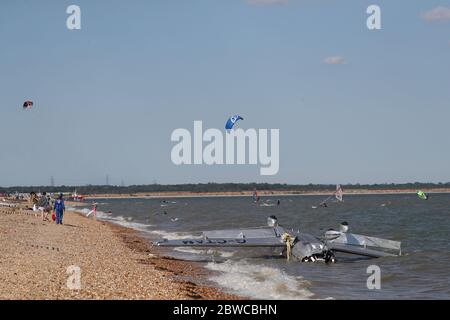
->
[155,237,285,247]
[325,231,401,257]
[326,243,398,258]
[202,226,284,239]
[155,226,288,247]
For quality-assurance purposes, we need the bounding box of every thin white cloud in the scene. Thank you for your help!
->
[421,6,450,22]
[245,0,288,5]
[324,56,346,65]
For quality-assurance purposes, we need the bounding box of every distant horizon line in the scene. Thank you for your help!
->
[1,181,450,189]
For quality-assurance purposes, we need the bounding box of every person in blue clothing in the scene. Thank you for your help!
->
[53,193,65,225]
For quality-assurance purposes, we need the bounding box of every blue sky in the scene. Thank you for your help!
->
[1,0,449,186]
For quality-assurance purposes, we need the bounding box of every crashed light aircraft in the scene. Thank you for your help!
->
[155,216,402,263]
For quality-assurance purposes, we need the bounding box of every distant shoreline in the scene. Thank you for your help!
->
[81,188,450,200]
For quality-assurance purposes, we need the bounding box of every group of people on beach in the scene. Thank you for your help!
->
[30,192,65,224]
[30,192,98,224]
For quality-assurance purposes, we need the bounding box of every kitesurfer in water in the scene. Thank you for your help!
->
[417,190,429,200]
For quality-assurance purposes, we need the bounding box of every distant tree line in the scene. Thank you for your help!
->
[1,182,449,195]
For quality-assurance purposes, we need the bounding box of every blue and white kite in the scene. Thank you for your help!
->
[225,115,244,130]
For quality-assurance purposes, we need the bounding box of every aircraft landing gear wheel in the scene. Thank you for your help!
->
[325,251,336,264]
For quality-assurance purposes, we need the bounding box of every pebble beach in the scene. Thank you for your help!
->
[0,205,240,300]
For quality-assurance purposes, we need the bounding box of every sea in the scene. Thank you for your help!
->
[69,193,450,300]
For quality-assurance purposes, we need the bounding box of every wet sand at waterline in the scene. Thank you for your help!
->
[0,206,239,300]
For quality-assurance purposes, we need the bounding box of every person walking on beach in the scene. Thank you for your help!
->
[30,192,39,215]
[30,192,38,207]
[53,193,65,225]
[86,202,97,220]
[37,192,51,221]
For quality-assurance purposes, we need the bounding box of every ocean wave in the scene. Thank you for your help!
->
[173,247,235,258]
[67,207,152,231]
[205,260,315,300]
[148,229,199,240]
[107,217,153,231]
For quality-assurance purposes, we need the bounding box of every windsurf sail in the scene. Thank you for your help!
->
[417,190,428,200]
[335,184,343,202]
[316,184,343,207]
[252,188,260,202]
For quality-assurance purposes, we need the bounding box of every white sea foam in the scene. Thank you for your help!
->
[260,203,276,207]
[149,229,200,240]
[67,207,152,231]
[173,247,235,258]
[205,260,315,300]
[107,217,152,231]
